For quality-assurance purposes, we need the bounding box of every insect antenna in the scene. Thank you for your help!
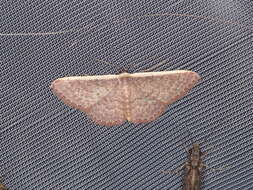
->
[94,58,128,74]
[94,58,113,66]
[139,59,168,72]
[185,127,195,145]
[200,127,217,154]
[182,126,196,155]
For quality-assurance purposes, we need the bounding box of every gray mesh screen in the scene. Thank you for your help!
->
[1,1,253,189]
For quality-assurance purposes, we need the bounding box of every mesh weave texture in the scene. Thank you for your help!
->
[1,0,253,189]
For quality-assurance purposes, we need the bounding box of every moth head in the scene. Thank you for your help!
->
[119,68,129,74]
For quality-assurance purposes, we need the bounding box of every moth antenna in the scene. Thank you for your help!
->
[141,59,168,72]
[95,58,127,73]
[133,56,168,72]
[95,58,113,66]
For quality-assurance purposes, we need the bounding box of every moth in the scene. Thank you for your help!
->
[162,143,224,190]
[1,12,249,126]
[51,70,200,126]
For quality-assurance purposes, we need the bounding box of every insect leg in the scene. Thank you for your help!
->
[202,164,228,172]
[161,164,185,174]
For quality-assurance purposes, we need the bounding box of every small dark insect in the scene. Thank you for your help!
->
[162,143,224,190]
[0,184,7,190]
[0,179,7,190]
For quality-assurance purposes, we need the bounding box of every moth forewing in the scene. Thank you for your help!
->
[51,70,200,126]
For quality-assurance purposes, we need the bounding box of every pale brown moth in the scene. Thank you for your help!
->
[162,143,224,190]
[51,70,200,126]
[1,12,250,126]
